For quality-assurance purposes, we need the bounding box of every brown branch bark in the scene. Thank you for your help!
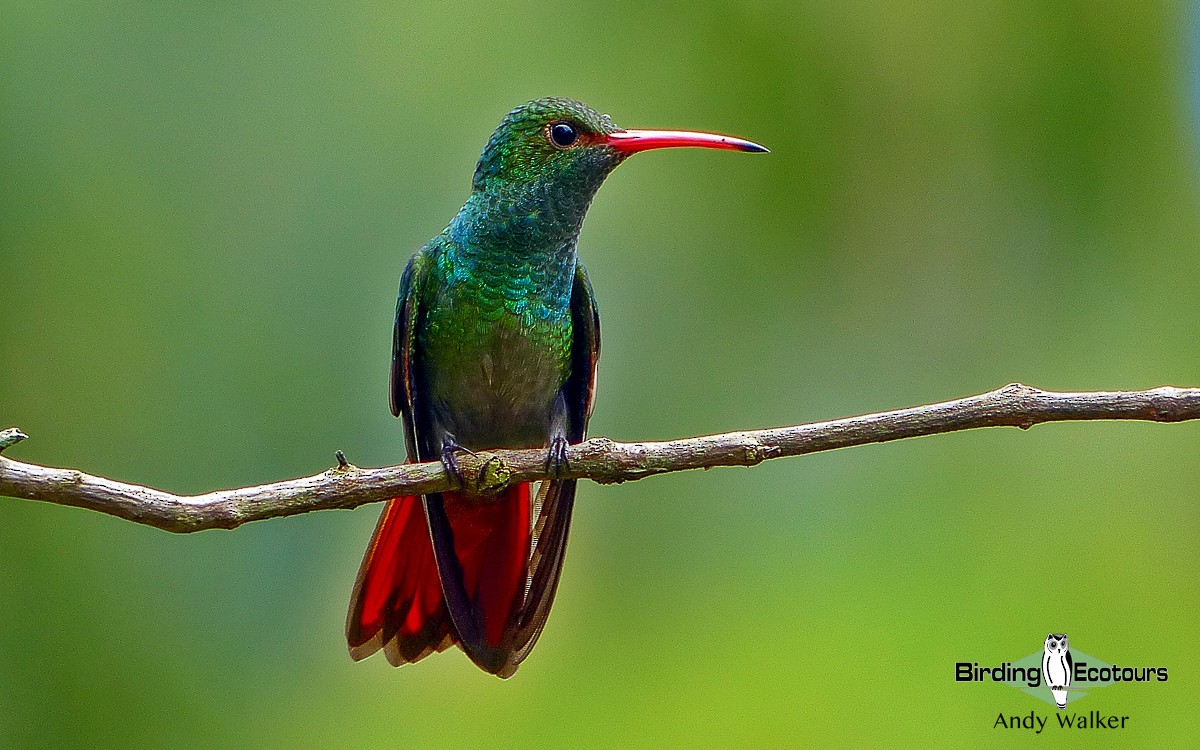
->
[1,382,1197,533]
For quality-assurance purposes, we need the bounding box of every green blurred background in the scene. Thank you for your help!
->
[2,1,1198,747]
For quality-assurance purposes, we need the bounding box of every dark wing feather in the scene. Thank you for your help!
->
[390,250,429,459]
[566,262,601,440]
[504,261,601,670]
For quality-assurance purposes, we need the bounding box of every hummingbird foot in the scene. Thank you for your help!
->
[545,434,570,478]
[439,433,477,490]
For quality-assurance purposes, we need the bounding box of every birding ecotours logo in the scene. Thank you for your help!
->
[954,632,1169,732]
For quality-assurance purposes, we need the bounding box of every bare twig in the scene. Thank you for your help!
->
[1,383,1197,533]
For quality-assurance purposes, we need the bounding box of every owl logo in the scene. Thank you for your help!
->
[1042,633,1073,709]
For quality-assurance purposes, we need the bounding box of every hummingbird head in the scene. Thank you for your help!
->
[473,97,624,196]
[462,97,766,247]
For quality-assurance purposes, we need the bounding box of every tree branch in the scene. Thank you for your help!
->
[2,383,1197,533]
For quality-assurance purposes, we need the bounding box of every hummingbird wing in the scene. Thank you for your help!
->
[389,250,426,434]
[503,261,601,670]
[566,262,601,434]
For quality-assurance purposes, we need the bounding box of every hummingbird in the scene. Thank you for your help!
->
[346,97,766,678]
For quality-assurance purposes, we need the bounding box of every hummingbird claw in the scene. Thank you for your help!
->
[440,434,477,490]
[545,434,570,478]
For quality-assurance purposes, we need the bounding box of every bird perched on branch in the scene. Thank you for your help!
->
[346,97,766,677]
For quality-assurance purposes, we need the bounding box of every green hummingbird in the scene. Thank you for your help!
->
[346,97,766,678]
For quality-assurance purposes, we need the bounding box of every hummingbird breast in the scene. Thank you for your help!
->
[417,241,576,451]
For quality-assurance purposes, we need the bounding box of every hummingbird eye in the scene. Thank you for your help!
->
[548,122,579,148]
